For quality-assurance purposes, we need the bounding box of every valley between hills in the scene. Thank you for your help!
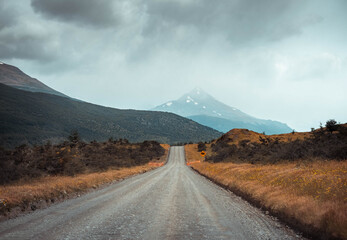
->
[0,62,346,240]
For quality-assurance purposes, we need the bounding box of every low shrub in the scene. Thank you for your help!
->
[208,124,347,164]
[0,139,165,184]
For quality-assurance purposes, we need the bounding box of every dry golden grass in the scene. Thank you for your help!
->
[0,164,159,213]
[216,124,347,146]
[0,146,169,215]
[214,128,310,146]
[185,145,347,239]
[184,144,201,163]
[184,144,209,164]
[160,144,170,152]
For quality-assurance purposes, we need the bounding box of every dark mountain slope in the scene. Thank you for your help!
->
[0,62,68,98]
[0,84,221,148]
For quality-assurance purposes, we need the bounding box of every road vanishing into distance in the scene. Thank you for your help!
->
[0,146,302,240]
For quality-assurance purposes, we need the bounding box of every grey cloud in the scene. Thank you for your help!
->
[0,1,18,30]
[0,31,55,61]
[0,0,345,133]
[286,53,343,82]
[143,0,321,45]
[31,0,120,28]
[0,1,59,62]
[2,0,325,65]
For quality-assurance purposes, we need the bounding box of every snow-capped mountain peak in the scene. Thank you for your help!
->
[152,88,292,134]
[154,88,245,119]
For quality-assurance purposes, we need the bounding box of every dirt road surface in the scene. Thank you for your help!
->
[0,146,303,239]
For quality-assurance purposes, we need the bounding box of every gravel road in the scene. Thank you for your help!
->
[0,146,303,240]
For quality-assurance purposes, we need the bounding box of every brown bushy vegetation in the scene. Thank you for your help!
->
[186,121,347,239]
[0,138,165,185]
[189,161,347,240]
[0,165,161,218]
[197,142,207,152]
[208,123,347,164]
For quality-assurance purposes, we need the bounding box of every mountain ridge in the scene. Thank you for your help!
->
[0,83,222,148]
[0,62,68,98]
[152,88,292,134]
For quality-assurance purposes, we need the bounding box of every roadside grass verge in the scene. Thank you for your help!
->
[186,146,347,239]
[184,144,205,164]
[0,144,170,219]
[0,164,158,218]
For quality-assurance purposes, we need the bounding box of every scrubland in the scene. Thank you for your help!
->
[0,140,168,218]
[0,139,166,184]
[186,123,347,239]
[0,165,159,218]
[185,144,204,165]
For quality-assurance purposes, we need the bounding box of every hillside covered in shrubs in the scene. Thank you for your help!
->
[0,83,221,148]
[207,121,347,164]
[0,137,165,185]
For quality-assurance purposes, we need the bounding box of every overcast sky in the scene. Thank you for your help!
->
[1,0,346,131]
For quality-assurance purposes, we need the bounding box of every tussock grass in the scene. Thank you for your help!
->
[0,144,169,217]
[187,124,347,238]
[187,156,347,239]
[0,164,160,216]
[184,144,206,163]
[1,166,154,205]
[214,128,310,146]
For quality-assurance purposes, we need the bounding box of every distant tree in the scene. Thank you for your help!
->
[320,122,323,130]
[326,119,338,133]
[292,129,295,134]
[68,130,80,144]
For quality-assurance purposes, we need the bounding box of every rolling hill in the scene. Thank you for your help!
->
[0,83,221,148]
[152,88,292,134]
[0,61,68,98]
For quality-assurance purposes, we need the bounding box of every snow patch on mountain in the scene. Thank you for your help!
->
[212,110,222,117]
[151,87,292,134]
[186,95,200,105]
